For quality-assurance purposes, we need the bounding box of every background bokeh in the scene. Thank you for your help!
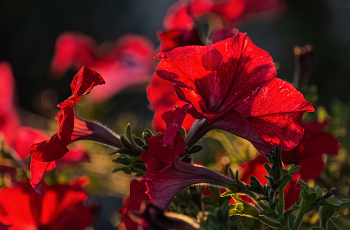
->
[1,0,350,115]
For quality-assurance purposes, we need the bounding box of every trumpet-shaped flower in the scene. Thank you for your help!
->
[29,67,123,193]
[156,33,314,154]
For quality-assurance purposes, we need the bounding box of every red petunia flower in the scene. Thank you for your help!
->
[0,182,93,230]
[29,67,123,193]
[240,120,339,208]
[51,32,155,102]
[156,33,314,154]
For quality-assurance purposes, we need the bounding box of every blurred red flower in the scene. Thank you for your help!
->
[50,32,155,102]
[190,0,286,25]
[0,62,20,147]
[0,182,93,230]
[156,33,314,154]
[240,120,340,208]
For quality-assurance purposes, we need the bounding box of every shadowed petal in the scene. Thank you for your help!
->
[145,160,234,209]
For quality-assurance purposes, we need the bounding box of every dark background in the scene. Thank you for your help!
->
[1,0,350,115]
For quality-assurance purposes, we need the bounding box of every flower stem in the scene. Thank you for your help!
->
[278,182,287,215]
[291,210,305,230]
[258,216,281,228]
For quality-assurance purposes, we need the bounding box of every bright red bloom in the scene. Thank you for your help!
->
[29,67,122,193]
[147,74,196,133]
[51,32,155,102]
[0,182,93,230]
[156,33,314,154]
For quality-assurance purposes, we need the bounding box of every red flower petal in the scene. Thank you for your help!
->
[29,158,56,194]
[297,157,324,180]
[124,179,150,230]
[30,134,69,162]
[157,28,203,52]
[0,182,93,229]
[162,105,189,146]
[70,66,105,97]
[210,28,240,44]
[147,74,196,133]
[141,133,185,176]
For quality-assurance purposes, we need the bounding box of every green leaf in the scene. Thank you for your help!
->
[132,148,142,156]
[111,166,132,174]
[125,123,132,141]
[209,186,220,200]
[202,196,214,205]
[228,168,235,180]
[142,129,153,141]
[109,148,133,155]
[120,134,133,149]
[288,213,296,230]
[112,155,133,165]
[187,145,203,154]
[226,184,248,195]
[134,137,145,147]
[263,163,271,175]
[282,174,292,182]
[181,127,186,139]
